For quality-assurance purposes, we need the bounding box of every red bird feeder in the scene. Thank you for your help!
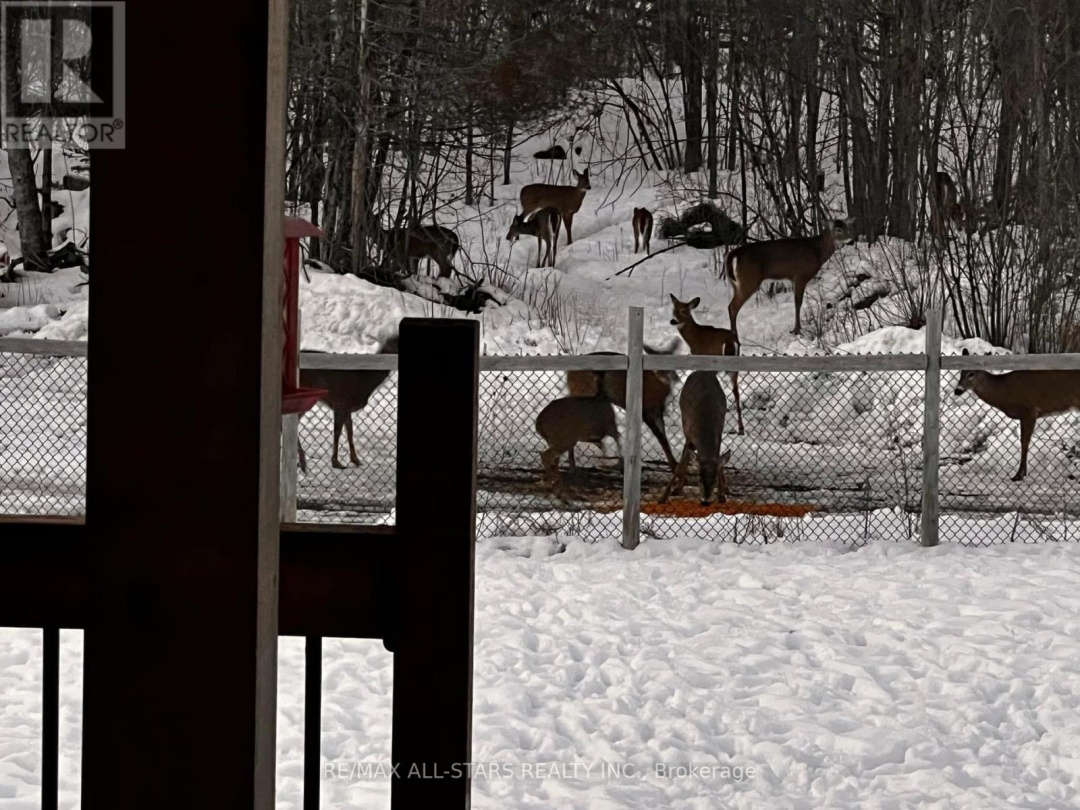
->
[282,216,327,415]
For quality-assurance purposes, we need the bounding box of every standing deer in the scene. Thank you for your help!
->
[953,348,1080,482]
[506,207,562,268]
[632,207,653,254]
[661,370,733,505]
[725,218,855,339]
[518,168,590,245]
[565,340,681,472]
[535,393,619,493]
[297,335,398,472]
[669,294,745,435]
[377,224,460,278]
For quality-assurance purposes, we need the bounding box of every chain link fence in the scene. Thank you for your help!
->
[5,330,1080,549]
[1,344,86,516]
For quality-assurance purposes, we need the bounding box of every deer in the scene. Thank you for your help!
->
[297,335,398,472]
[661,370,733,505]
[668,294,745,435]
[565,340,681,472]
[505,207,562,268]
[535,393,619,493]
[724,218,856,340]
[953,348,1080,482]
[377,223,460,278]
[632,207,653,254]
[518,168,591,245]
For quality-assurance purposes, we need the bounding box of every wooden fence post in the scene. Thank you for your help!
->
[623,307,644,550]
[921,309,942,547]
[390,318,478,808]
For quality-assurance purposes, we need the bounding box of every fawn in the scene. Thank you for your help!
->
[668,294,745,435]
[535,394,620,492]
[661,370,733,505]
[506,207,562,268]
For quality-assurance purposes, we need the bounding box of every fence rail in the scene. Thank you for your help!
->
[6,311,1080,549]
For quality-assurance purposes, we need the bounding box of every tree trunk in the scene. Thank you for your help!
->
[8,147,50,271]
[502,121,513,185]
[681,7,703,174]
[705,10,719,197]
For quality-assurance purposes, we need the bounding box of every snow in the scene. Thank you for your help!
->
[5,538,1080,808]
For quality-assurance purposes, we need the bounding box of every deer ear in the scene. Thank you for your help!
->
[689,297,701,309]
[961,348,970,356]
[669,293,678,305]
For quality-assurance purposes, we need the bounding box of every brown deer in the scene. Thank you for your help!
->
[535,394,619,492]
[632,207,653,254]
[565,340,681,472]
[668,294,745,435]
[953,348,1080,482]
[297,335,398,472]
[725,218,855,339]
[661,370,733,505]
[377,224,460,278]
[506,207,562,268]
[518,168,591,245]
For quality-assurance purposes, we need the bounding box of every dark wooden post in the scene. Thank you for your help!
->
[80,0,287,805]
[390,319,478,808]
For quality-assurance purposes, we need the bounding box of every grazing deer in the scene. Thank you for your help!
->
[661,371,733,505]
[535,394,619,492]
[632,207,653,254]
[519,168,591,245]
[297,335,398,472]
[565,340,681,472]
[668,294,745,435]
[725,218,855,339]
[953,348,1080,482]
[377,224,460,278]
[506,207,562,268]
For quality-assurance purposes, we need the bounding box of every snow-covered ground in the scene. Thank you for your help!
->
[4,537,1080,808]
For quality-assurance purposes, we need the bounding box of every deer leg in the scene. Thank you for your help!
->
[644,410,679,472]
[661,446,693,503]
[536,233,543,267]
[563,213,573,245]
[633,225,640,253]
[297,439,307,474]
[792,277,809,336]
[730,371,745,435]
[346,415,360,466]
[727,279,759,342]
[1014,416,1035,482]
[331,412,345,469]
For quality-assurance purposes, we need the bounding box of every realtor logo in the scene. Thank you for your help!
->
[0,1,125,148]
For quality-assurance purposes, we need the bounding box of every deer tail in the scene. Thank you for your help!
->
[724,249,737,283]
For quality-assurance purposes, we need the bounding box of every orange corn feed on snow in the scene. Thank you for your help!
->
[640,500,818,519]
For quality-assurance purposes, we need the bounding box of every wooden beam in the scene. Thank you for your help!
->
[80,0,284,805]
[390,319,478,808]
[0,525,395,636]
